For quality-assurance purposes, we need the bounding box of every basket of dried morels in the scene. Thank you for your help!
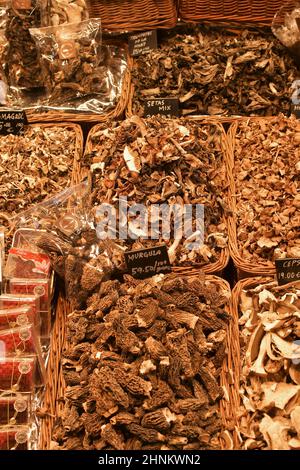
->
[178,0,284,25]
[127,25,298,118]
[86,0,177,33]
[0,123,83,238]
[232,277,300,450]
[39,271,237,450]
[227,115,300,278]
[84,116,230,274]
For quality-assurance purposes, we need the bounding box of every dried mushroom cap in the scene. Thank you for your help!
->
[234,116,300,265]
[238,280,300,450]
[88,116,228,268]
[131,25,297,117]
[53,273,230,449]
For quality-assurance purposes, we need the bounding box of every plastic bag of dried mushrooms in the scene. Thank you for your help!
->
[30,18,102,107]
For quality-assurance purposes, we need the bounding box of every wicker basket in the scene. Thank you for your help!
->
[39,274,236,449]
[178,0,284,25]
[39,295,68,450]
[85,118,230,275]
[230,276,300,449]
[86,0,178,33]
[226,116,293,279]
[25,54,132,124]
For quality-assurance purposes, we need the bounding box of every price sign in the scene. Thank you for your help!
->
[275,258,300,285]
[144,98,180,118]
[125,245,172,279]
[129,30,157,56]
[0,110,27,136]
[291,104,300,118]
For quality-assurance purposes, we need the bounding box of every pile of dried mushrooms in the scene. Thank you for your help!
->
[86,116,229,268]
[232,115,300,265]
[51,273,230,450]
[0,125,80,226]
[238,280,300,450]
[131,27,298,117]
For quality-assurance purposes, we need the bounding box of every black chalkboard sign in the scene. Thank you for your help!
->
[292,104,300,119]
[124,245,172,279]
[144,98,180,118]
[0,110,27,136]
[129,30,157,56]
[275,258,300,285]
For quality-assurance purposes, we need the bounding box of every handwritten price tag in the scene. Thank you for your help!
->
[0,110,27,136]
[125,245,171,279]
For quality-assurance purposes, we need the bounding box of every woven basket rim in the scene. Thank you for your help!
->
[178,0,283,25]
[87,0,178,33]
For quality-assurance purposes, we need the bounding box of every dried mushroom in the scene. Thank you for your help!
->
[4,1,42,98]
[238,279,300,450]
[51,273,230,450]
[30,19,102,107]
[0,125,80,231]
[44,0,88,26]
[232,116,300,265]
[131,26,299,117]
[87,116,229,268]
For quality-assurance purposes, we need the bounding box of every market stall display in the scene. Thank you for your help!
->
[128,26,298,118]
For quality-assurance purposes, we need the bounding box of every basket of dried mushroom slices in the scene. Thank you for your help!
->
[87,0,177,33]
[231,277,300,450]
[0,123,83,239]
[84,116,231,275]
[227,115,300,278]
[127,25,298,119]
[39,272,236,450]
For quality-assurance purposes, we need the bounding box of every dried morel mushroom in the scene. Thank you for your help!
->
[238,279,300,450]
[87,116,229,268]
[131,26,298,117]
[0,125,80,230]
[52,274,230,450]
[231,115,300,266]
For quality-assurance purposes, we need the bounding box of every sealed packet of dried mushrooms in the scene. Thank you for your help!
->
[41,0,88,27]
[30,18,102,108]
[272,1,300,67]
[4,0,45,107]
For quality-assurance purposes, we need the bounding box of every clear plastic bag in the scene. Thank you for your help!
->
[41,0,89,27]
[30,18,102,106]
[12,180,125,309]
[4,0,44,106]
[0,393,31,425]
[272,1,300,66]
[0,30,8,105]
